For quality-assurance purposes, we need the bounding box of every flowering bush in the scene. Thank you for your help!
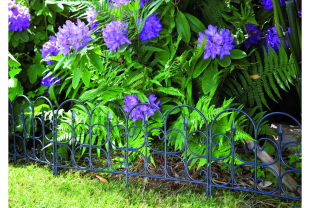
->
[8,0,301,173]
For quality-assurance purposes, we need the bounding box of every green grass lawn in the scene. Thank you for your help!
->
[9,160,301,208]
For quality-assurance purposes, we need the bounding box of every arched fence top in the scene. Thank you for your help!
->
[8,95,302,202]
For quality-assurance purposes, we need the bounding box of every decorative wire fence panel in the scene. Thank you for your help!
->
[8,95,302,201]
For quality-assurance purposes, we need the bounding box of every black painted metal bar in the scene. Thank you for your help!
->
[8,96,302,201]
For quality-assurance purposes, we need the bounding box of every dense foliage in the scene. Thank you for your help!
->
[9,0,301,173]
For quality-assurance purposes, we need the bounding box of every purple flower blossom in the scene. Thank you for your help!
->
[40,36,60,66]
[102,20,132,52]
[40,71,61,95]
[242,24,262,48]
[111,0,130,8]
[86,7,103,33]
[261,0,285,10]
[123,94,162,122]
[138,13,162,43]
[197,25,235,60]
[264,26,291,53]
[56,19,93,56]
[8,0,31,32]
[134,0,150,7]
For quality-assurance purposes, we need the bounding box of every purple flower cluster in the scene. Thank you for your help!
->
[264,26,291,53]
[40,36,60,66]
[86,7,103,33]
[261,0,285,10]
[102,20,132,52]
[111,0,130,8]
[197,25,235,60]
[138,13,162,43]
[242,24,262,48]
[134,0,150,7]
[40,71,61,95]
[56,19,93,56]
[8,0,30,32]
[124,94,162,122]
[41,19,92,64]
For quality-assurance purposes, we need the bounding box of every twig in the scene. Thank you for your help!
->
[58,12,77,22]
[175,0,181,6]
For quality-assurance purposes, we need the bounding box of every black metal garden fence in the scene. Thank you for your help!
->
[8,95,302,201]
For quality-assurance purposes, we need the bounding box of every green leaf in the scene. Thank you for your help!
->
[27,64,37,84]
[8,78,17,88]
[9,80,23,101]
[157,87,185,99]
[48,10,56,24]
[49,3,64,12]
[18,30,29,42]
[193,57,211,78]
[87,50,103,71]
[72,67,81,89]
[264,142,275,155]
[80,55,86,71]
[48,84,57,102]
[9,67,22,78]
[230,49,247,59]
[54,55,66,72]
[81,71,91,87]
[202,63,218,94]
[217,55,231,67]
[184,13,206,33]
[8,52,21,67]
[124,51,132,63]
[140,45,164,52]
[47,24,55,33]
[11,37,19,48]
[176,10,191,43]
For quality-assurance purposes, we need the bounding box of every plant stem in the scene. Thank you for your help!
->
[43,0,48,41]
[58,12,77,22]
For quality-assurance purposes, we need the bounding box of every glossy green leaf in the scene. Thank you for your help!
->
[193,57,212,78]
[176,10,191,43]
[124,51,132,63]
[27,65,37,84]
[18,30,29,42]
[217,55,231,67]
[49,3,64,12]
[48,10,56,24]
[87,50,103,71]
[184,13,206,33]
[81,71,91,87]
[202,63,218,94]
[54,55,66,72]
[72,67,81,89]
[230,49,247,59]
